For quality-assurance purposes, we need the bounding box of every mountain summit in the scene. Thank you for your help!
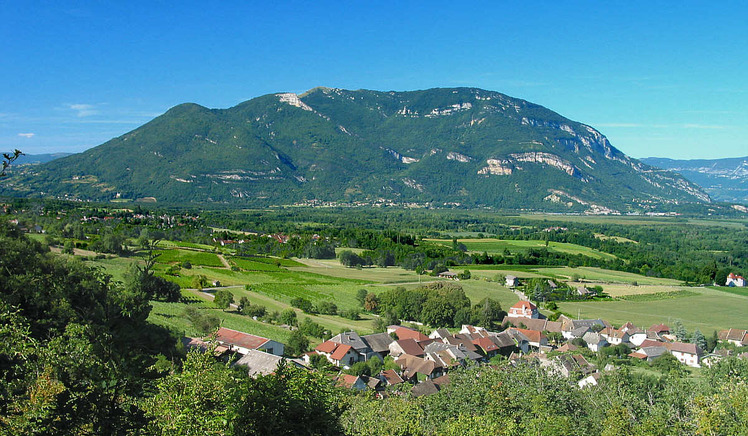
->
[3,87,709,211]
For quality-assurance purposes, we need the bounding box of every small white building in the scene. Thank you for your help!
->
[726,273,746,287]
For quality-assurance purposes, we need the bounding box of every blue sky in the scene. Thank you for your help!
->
[1,1,746,159]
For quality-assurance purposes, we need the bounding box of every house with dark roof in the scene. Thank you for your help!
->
[214,327,285,356]
[395,354,442,381]
[389,338,425,358]
[379,369,404,387]
[330,331,376,361]
[361,332,395,358]
[629,346,668,362]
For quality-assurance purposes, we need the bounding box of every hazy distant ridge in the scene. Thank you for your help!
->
[641,156,748,204]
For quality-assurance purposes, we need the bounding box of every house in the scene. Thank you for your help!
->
[629,346,668,362]
[214,327,285,356]
[429,328,451,340]
[379,369,405,387]
[315,341,360,367]
[556,343,579,353]
[582,332,609,352]
[576,286,592,297]
[665,342,703,368]
[411,380,440,397]
[600,327,630,345]
[508,328,548,349]
[553,354,595,378]
[718,329,748,347]
[507,301,539,319]
[438,271,459,280]
[460,325,489,337]
[473,336,501,358]
[502,317,562,333]
[505,275,519,288]
[726,273,746,287]
[335,374,368,391]
[648,324,671,335]
[389,338,425,358]
[391,326,430,342]
[578,372,603,388]
[361,332,395,358]
[330,331,376,361]
[233,349,299,377]
[396,354,443,381]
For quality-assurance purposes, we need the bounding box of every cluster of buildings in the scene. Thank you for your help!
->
[185,301,747,397]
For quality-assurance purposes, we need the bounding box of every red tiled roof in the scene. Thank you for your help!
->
[316,341,338,353]
[639,339,663,348]
[395,327,429,342]
[473,336,499,352]
[215,328,269,350]
[648,324,670,333]
[511,300,537,311]
[511,328,546,343]
[330,344,353,361]
[336,374,359,389]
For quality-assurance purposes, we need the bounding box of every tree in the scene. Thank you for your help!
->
[144,349,239,434]
[691,328,707,351]
[364,292,379,312]
[316,300,338,315]
[214,289,234,311]
[62,239,75,254]
[356,288,368,306]
[191,274,208,290]
[1,149,23,177]
[238,296,250,313]
[286,330,310,356]
[280,309,298,326]
[673,319,688,342]
[290,297,315,313]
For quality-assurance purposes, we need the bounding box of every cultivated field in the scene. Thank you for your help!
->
[425,238,617,260]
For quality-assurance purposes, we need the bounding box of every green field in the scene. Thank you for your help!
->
[155,249,224,267]
[557,287,748,333]
[426,238,617,260]
[534,267,683,286]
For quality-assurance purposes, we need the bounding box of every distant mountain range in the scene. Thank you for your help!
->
[2,87,713,212]
[640,157,748,204]
[13,153,73,165]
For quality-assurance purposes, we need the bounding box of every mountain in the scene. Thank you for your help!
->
[2,87,710,212]
[641,156,748,204]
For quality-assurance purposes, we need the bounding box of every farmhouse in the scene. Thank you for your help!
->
[233,349,302,377]
[726,273,746,287]
[717,329,748,347]
[665,342,703,368]
[438,271,459,280]
[507,301,539,319]
[214,327,285,356]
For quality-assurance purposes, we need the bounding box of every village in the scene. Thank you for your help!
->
[184,297,748,398]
